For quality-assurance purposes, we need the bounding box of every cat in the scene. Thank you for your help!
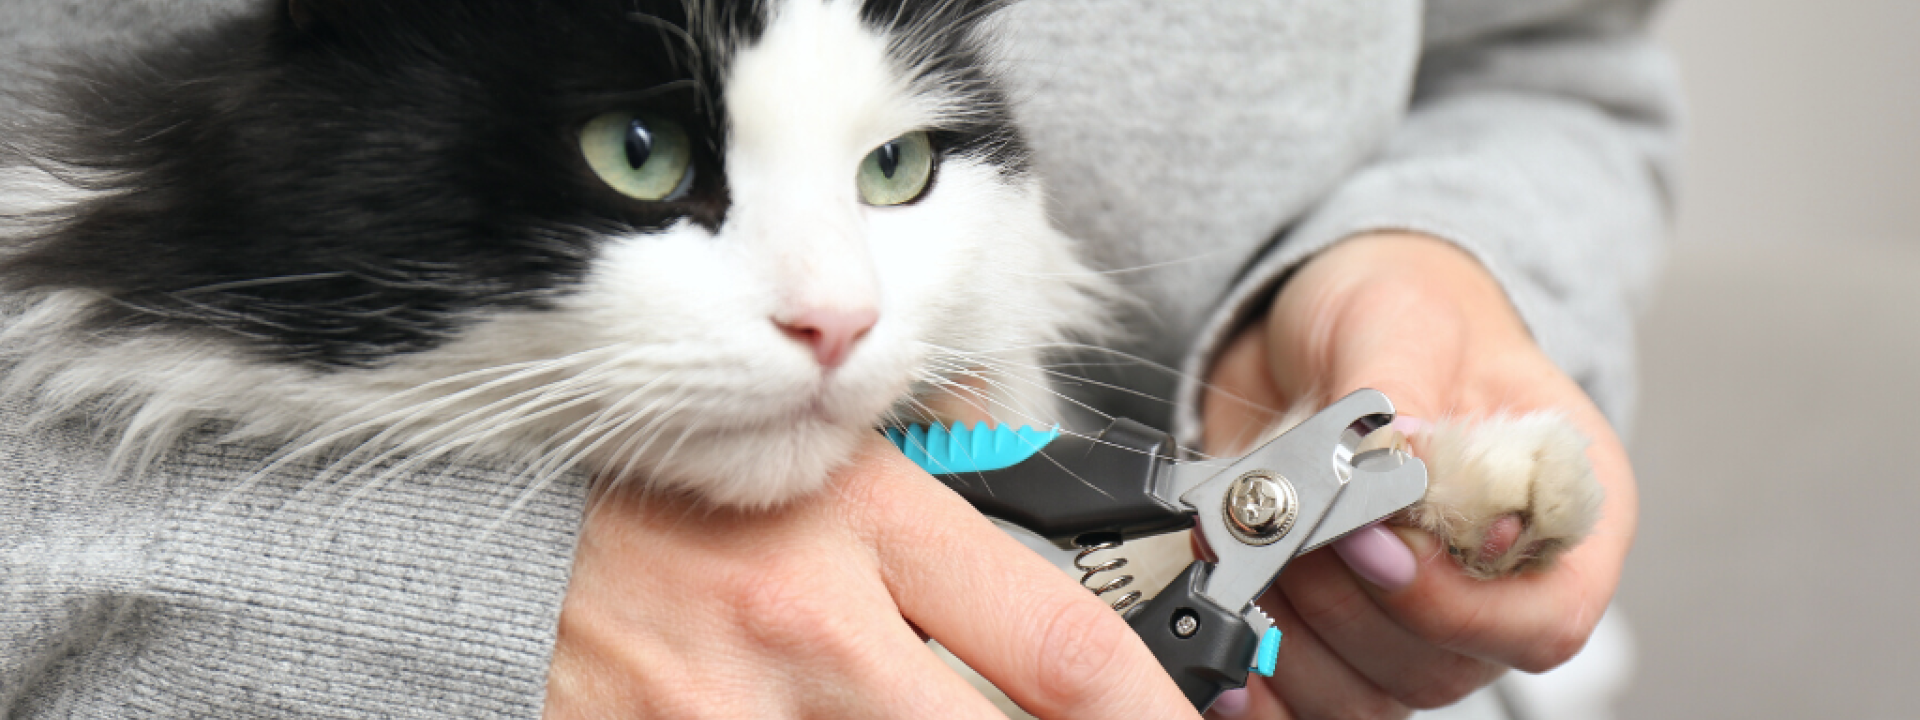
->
[0,0,1110,511]
[0,0,1595,588]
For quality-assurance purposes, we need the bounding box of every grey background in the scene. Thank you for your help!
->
[1617,1,1920,717]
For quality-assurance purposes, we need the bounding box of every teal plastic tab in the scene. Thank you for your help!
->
[884,423,1060,475]
[1252,627,1282,677]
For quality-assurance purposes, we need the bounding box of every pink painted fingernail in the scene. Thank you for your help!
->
[1210,687,1250,717]
[1332,523,1417,591]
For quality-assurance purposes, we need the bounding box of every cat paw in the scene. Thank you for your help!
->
[1394,413,1604,579]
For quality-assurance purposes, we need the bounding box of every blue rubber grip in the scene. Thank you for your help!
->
[883,423,1060,474]
[1251,627,1283,677]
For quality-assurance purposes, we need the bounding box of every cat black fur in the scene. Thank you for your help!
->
[1,0,1022,370]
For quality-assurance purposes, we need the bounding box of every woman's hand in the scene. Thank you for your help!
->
[543,433,1205,720]
[1200,233,1638,719]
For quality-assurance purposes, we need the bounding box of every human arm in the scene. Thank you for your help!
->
[1199,233,1638,718]
[1177,2,1679,717]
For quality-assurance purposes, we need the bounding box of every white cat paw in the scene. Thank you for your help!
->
[1396,413,1604,579]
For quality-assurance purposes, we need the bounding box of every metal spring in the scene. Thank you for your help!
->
[1075,539,1142,613]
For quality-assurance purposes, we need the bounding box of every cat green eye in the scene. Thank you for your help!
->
[856,131,934,206]
[580,111,692,201]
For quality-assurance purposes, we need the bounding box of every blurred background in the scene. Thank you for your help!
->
[1616,0,1920,717]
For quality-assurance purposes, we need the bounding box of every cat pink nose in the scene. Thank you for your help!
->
[774,308,877,369]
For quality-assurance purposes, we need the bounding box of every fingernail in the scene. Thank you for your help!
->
[1210,687,1250,717]
[1332,523,1417,591]
[1390,415,1431,436]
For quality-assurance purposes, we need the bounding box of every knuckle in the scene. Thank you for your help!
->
[1286,578,1372,636]
[1031,598,1126,710]
[1396,656,1497,710]
[1515,620,1589,672]
[1401,597,1480,650]
[1399,616,1457,652]
[730,563,862,659]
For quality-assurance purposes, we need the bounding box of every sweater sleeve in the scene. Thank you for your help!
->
[1171,0,1682,441]
[0,396,589,718]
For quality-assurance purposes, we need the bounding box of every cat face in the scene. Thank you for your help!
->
[0,0,1107,506]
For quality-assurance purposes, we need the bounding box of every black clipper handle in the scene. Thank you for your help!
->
[1123,560,1259,712]
[932,418,1189,543]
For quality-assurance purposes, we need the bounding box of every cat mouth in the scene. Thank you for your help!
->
[797,396,835,423]
[785,376,899,428]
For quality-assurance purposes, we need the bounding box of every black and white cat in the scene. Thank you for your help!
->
[0,0,1111,510]
[0,0,1596,577]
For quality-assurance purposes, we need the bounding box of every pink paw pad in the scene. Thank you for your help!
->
[1478,512,1524,561]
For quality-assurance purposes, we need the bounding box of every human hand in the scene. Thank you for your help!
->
[543,432,1205,720]
[1198,233,1638,719]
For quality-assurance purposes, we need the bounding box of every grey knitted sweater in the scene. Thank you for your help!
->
[1,1,1679,716]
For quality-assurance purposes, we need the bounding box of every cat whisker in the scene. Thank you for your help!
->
[329,373,665,530]
[911,380,997,422]
[519,386,686,487]
[918,354,1231,465]
[925,341,1283,452]
[643,404,716,482]
[600,392,702,488]
[918,354,1094,427]
[248,348,621,482]
[169,272,354,297]
[317,385,607,524]
[539,392,697,533]
[913,364,1050,428]
[928,340,1200,388]
[625,11,699,61]
[225,350,629,515]
[1046,252,1231,278]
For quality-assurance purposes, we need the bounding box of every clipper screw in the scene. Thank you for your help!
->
[1172,610,1200,639]
[1223,470,1298,546]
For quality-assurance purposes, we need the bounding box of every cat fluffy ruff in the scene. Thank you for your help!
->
[0,0,1598,577]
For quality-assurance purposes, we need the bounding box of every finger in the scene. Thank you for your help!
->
[1377,522,1615,672]
[1254,590,1412,720]
[714,533,1010,720]
[796,612,1015,720]
[1207,688,1251,719]
[1344,369,1630,670]
[1331,523,1417,592]
[1330,405,1621,672]
[840,435,1203,720]
[1252,330,1580,694]
[1307,328,1630,669]
[1278,548,1505,709]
